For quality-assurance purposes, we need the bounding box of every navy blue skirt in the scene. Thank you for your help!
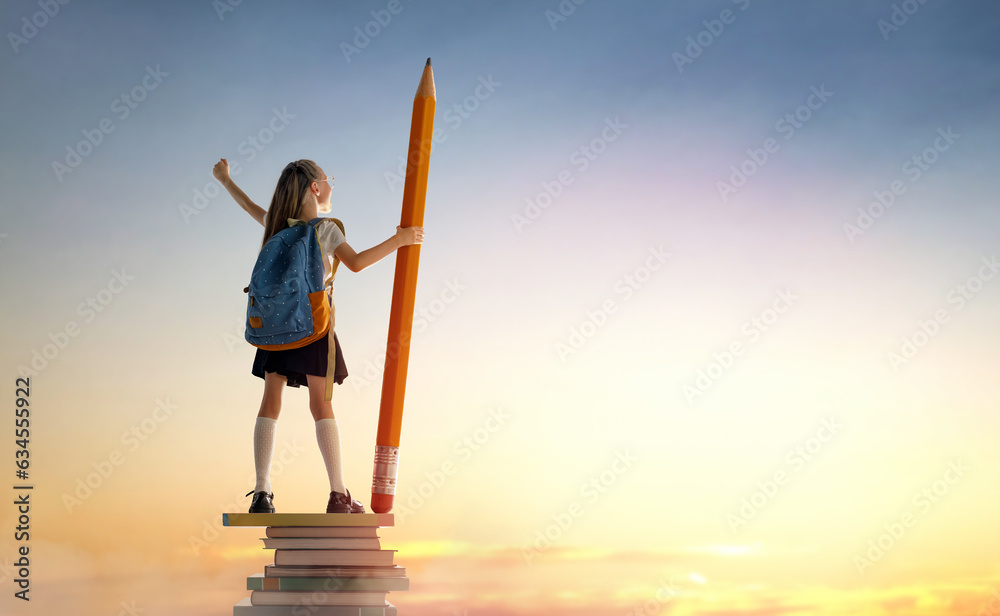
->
[252,331,348,388]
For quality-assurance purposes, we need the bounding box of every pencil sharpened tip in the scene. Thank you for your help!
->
[426,57,431,66]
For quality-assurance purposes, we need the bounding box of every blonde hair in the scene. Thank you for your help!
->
[261,159,323,249]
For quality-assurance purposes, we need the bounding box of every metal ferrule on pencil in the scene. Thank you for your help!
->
[371,445,400,495]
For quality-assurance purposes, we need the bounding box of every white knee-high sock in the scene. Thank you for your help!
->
[315,417,347,494]
[254,417,277,493]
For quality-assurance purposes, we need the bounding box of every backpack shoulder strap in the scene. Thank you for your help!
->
[307,217,347,287]
[307,217,345,235]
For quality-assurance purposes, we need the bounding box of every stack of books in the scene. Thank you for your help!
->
[222,512,407,616]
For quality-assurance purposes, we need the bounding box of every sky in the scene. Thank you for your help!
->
[1,0,999,614]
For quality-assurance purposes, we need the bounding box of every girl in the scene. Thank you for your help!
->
[212,158,423,514]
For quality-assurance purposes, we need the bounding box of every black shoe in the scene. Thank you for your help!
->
[326,488,365,514]
[246,490,275,513]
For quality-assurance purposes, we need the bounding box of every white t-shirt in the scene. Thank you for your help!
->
[315,219,347,288]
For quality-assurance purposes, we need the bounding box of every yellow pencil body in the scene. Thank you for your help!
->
[371,59,436,514]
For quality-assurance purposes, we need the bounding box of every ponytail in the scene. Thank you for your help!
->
[261,159,323,249]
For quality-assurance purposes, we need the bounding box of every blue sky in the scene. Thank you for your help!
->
[1,2,999,614]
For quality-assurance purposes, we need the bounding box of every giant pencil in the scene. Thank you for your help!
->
[371,58,436,514]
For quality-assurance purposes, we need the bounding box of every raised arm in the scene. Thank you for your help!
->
[335,226,424,273]
[213,158,267,227]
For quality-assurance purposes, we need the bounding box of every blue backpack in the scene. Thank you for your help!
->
[244,217,344,351]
